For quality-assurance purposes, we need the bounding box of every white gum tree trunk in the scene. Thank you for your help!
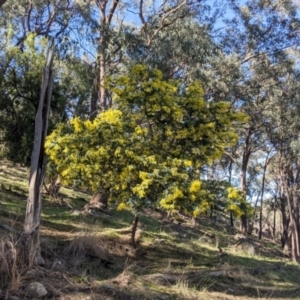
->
[23,42,55,266]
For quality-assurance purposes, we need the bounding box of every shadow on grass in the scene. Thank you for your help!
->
[129,233,300,299]
[1,181,300,299]
[182,252,300,299]
[41,219,79,233]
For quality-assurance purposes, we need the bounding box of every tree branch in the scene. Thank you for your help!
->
[107,0,120,24]
[147,0,188,46]
[139,0,148,40]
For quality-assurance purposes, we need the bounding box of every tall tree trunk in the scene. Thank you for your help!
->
[91,0,120,118]
[286,188,299,262]
[90,75,99,120]
[273,206,276,241]
[99,33,107,111]
[240,215,247,235]
[228,158,234,227]
[230,212,234,227]
[278,147,289,251]
[131,215,139,247]
[259,154,270,240]
[239,127,254,234]
[240,141,251,234]
[280,196,289,251]
[23,42,55,267]
[292,190,300,258]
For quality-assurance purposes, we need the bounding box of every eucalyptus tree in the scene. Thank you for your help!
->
[132,16,217,82]
[210,0,300,234]
[265,161,289,248]
[24,42,55,266]
[88,0,203,118]
[0,0,81,50]
[255,148,274,240]
[263,68,300,261]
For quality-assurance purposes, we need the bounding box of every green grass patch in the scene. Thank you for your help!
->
[1,160,300,299]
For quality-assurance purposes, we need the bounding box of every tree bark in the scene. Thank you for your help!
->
[91,0,120,118]
[240,137,251,234]
[99,31,107,111]
[239,126,255,234]
[285,187,299,262]
[259,154,270,240]
[131,215,139,248]
[292,189,300,259]
[279,178,289,251]
[273,207,276,241]
[228,158,234,227]
[281,221,289,252]
[240,215,247,235]
[90,76,99,120]
[23,42,55,267]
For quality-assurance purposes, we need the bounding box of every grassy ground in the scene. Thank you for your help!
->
[1,160,300,299]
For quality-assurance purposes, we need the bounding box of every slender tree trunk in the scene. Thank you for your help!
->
[99,32,107,111]
[131,215,139,247]
[240,215,247,234]
[286,188,299,262]
[259,155,269,240]
[228,158,234,227]
[252,191,260,231]
[230,212,234,227]
[240,154,249,234]
[292,190,300,258]
[277,147,290,251]
[273,207,276,241]
[280,196,289,251]
[89,8,108,119]
[91,0,120,118]
[90,75,99,120]
[23,42,55,266]
[258,197,263,239]
[240,129,252,234]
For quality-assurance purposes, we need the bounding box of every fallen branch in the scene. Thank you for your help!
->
[0,224,17,233]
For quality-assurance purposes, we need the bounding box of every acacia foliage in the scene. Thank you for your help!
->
[46,65,248,216]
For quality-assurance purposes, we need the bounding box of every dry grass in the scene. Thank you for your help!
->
[0,235,28,296]
[64,233,110,268]
[2,160,300,299]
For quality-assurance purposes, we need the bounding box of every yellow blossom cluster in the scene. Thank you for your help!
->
[189,180,201,193]
[117,202,128,211]
[193,200,210,217]
[227,187,240,199]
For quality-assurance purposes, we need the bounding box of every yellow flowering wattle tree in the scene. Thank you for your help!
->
[45,65,248,238]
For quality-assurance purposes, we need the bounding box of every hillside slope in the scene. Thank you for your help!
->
[0,160,300,300]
